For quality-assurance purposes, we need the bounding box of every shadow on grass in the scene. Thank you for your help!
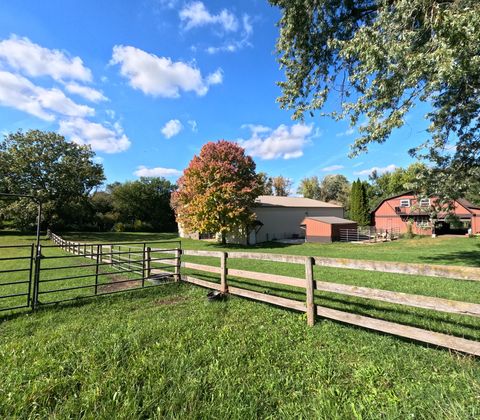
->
[417,243,480,267]
[187,272,480,340]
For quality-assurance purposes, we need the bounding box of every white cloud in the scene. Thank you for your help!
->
[93,156,104,164]
[336,127,355,137]
[238,123,313,160]
[180,2,238,32]
[354,164,397,177]
[134,165,182,178]
[205,14,253,54]
[65,82,107,103]
[0,70,94,121]
[110,45,222,97]
[188,119,198,132]
[161,119,183,138]
[59,118,131,153]
[0,35,92,82]
[241,124,270,135]
[322,165,344,172]
[105,109,116,119]
[206,68,223,85]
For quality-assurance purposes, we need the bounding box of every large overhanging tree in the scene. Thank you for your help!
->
[171,141,262,244]
[0,130,105,230]
[269,0,480,197]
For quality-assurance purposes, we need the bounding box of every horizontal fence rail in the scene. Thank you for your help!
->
[2,233,480,356]
[181,249,480,356]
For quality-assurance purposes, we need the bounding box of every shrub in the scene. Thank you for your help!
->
[113,222,125,232]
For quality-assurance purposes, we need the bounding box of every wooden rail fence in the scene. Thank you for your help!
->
[48,233,480,356]
[181,249,480,357]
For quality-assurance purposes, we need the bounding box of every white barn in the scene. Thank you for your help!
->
[249,196,344,244]
[179,195,344,245]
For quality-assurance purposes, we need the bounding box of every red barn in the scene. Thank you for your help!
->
[372,192,480,235]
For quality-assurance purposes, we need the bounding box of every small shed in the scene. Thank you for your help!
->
[301,217,358,243]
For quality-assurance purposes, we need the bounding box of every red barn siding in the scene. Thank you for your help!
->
[302,218,357,242]
[372,193,479,235]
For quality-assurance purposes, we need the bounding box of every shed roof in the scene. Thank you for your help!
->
[302,216,357,225]
[255,195,342,208]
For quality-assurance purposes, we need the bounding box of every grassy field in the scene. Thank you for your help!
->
[1,231,480,418]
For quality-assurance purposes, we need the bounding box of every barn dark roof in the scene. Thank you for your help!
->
[303,216,357,225]
[457,198,480,210]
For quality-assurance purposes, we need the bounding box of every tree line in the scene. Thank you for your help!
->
[0,130,176,232]
[2,130,479,233]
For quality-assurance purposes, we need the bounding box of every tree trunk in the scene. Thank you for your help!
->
[221,232,226,245]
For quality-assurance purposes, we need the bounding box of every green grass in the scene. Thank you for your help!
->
[63,230,480,266]
[1,231,480,418]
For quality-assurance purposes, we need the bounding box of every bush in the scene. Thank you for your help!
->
[113,222,125,232]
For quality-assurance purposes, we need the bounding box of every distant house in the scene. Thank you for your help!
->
[300,217,357,243]
[179,195,344,244]
[371,192,480,235]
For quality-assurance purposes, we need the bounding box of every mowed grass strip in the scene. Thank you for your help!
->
[1,232,480,418]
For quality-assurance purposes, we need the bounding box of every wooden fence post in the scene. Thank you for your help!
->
[305,256,315,326]
[220,252,228,293]
[174,249,181,282]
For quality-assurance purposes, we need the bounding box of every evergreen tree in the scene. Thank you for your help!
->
[349,179,370,226]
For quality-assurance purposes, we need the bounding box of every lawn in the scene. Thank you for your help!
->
[1,231,480,418]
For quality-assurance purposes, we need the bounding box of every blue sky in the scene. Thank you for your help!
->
[0,0,430,190]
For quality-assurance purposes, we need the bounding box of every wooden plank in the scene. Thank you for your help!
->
[182,275,221,290]
[314,280,480,318]
[227,268,305,288]
[227,251,305,264]
[315,305,480,356]
[182,249,480,281]
[305,257,315,326]
[183,262,221,274]
[182,249,223,258]
[228,286,307,312]
[313,257,480,282]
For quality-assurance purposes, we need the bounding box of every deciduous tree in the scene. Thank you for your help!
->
[171,141,261,244]
[110,177,177,232]
[270,0,480,195]
[297,176,321,200]
[271,175,293,196]
[0,130,104,230]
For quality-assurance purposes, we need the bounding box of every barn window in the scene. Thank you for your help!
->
[419,198,430,207]
[399,199,410,207]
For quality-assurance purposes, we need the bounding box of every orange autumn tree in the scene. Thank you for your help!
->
[171,140,262,244]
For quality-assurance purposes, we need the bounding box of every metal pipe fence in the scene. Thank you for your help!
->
[339,227,400,242]
[0,233,182,314]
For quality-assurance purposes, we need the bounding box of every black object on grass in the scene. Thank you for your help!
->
[207,290,227,301]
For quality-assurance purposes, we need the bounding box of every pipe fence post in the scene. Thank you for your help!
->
[305,256,315,326]
[146,247,151,279]
[220,252,228,293]
[32,244,42,310]
[95,244,101,295]
[142,243,147,287]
